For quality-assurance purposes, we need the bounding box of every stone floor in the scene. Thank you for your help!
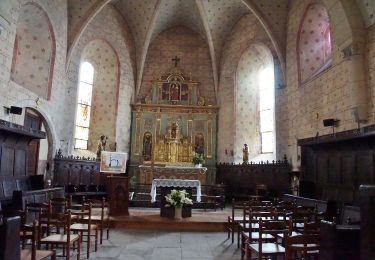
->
[88,230,241,260]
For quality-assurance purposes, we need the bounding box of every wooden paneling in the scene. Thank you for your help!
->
[360,185,375,260]
[107,176,129,216]
[14,149,26,177]
[299,125,375,205]
[216,161,291,199]
[53,157,102,187]
[0,120,45,200]
[1,146,14,177]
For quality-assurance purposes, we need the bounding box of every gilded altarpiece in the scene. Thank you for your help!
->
[129,69,218,185]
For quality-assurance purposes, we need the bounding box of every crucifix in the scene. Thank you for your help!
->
[172,56,180,67]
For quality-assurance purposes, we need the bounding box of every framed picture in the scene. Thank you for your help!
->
[100,151,127,174]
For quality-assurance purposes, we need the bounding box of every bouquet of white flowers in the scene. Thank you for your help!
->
[165,189,193,208]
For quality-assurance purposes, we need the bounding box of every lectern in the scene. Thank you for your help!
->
[107,176,129,216]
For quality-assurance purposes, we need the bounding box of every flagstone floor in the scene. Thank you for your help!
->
[89,229,241,260]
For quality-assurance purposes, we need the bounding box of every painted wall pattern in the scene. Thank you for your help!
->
[298,4,332,84]
[66,5,135,154]
[139,26,215,104]
[217,14,274,162]
[82,39,119,152]
[11,3,55,100]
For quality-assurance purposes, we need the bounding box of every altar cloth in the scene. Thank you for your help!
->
[150,178,201,203]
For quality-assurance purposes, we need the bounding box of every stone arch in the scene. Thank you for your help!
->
[297,3,332,84]
[18,103,58,180]
[321,0,365,52]
[10,2,56,100]
[234,43,275,163]
[79,39,120,152]
[66,5,135,154]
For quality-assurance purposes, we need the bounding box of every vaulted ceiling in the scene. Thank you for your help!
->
[66,0,292,97]
[66,0,375,97]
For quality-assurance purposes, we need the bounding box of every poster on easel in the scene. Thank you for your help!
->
[100,151,127,174]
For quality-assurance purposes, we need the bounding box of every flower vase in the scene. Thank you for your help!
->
[195,163,202,168]
[174,207,182,220]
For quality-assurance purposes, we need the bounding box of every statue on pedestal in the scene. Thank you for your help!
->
[96,135,107,160]
[142,132,152,161]
[242,144,249,164]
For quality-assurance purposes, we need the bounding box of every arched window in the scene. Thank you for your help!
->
[235,44,275,162]
[298,3,332,84]
[74,62,94,149]
[259,67,275,153]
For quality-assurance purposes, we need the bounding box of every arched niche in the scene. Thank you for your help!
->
[235,44,275,163]
[142,132,152,161]
[79,39,120,152]
[11,2,56,100]
[194,133,204,155]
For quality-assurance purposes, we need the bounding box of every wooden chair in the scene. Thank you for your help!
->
[226,199,247,243]
[285,233,320,260]
[70,203,98,258]
[237,204,276,248]
[49,197,72,214]
[287,209,315,232]
[20,220,56,260]
[248,219,288,260]
[0,216,21,260]
[240,209,276,259]
[38,211,80,260]
[83,197,109,244]
[303,218,320,235]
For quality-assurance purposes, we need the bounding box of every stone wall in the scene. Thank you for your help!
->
[217,14,275,163]
[82,39,119,152]
[0,0,68,157]
[277,0,371,169]
[66,5,135,155]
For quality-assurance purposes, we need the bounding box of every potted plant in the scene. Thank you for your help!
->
[165,189,193,220]
[192,153,205,167]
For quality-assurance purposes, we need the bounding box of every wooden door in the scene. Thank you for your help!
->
[24,112,41,176]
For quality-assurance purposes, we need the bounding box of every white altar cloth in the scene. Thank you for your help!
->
[150,178,201,203]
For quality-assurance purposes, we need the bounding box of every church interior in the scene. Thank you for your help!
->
[0,0,374,259]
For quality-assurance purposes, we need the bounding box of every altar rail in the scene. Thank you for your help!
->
[216,160,291,200]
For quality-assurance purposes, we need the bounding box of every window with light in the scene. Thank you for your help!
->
[259,67,275,153]
[74,61,94,149]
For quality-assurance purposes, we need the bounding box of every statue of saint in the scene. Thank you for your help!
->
[145,95,152,104]
[170,83,180,101]
[197,96,205,106]
[96,135,107,160]
[142,133,152,161]
[194,134,204,155]
[242,144,249,164]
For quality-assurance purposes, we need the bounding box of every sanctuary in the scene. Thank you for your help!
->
[129,64,218,185]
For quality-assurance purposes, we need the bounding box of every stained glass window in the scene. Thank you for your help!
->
[259,67,275,153]
[74,62,94,149]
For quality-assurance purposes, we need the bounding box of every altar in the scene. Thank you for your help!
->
[139,164,207,185]
[129,64,218,185]
[150,179,201,218]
